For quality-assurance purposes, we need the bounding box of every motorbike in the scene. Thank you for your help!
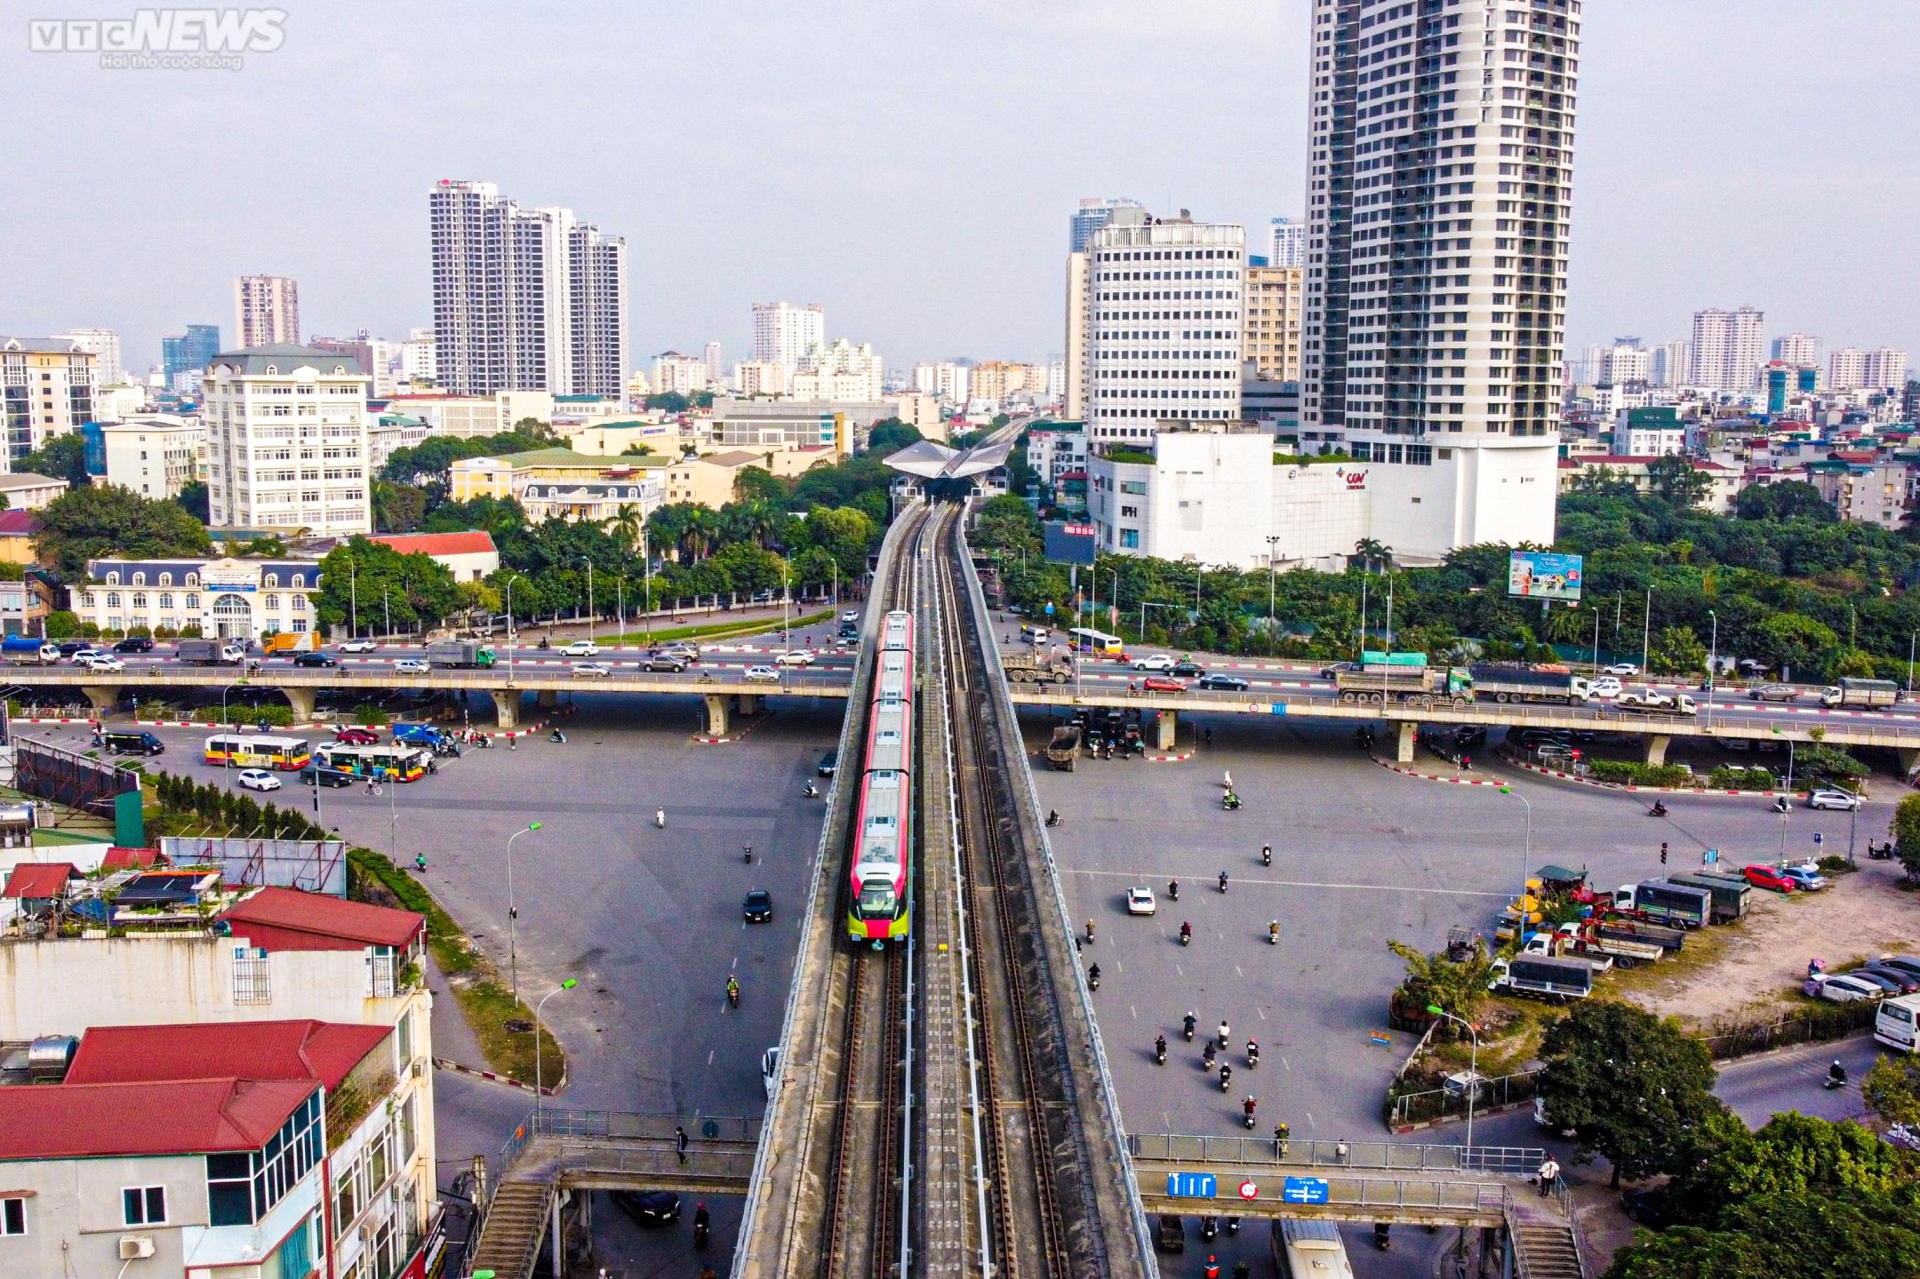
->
[1201,1216,1218,1242]
[1268,922,1280,946]
[549,729,567,743]
[743,845,754,864]
[1045,809,1061,827]
[1647,802,1668,817]
[1183,1013,1197,1042]
[1826,1064,1848,1091]
[1247,1042,1259,1069]
[1226,1218,1240,1237]
[655,808,666,829]
[1373,1223,1391,1251]
[1261,846,1272,866]
[1155,1036,1167,1065]
[1087,965,1101,992]
[1218,1022,1231,1050]
[1243,1102,1257,1129]
[1773,797,1791,814]
[1179,923,1192,947]
[1871,841,1896,861]
[726,981,740,1008]
[804,782,818,798]
[693,1205,711,1248]
[537,637,551,649]
[1221,792,1242,811]
[1219,1064,1233,1092]
[1203,1042,1216,1070]
[1167,879,1180,902]
[1218,872,1229,894]
[1085,920,1096,945]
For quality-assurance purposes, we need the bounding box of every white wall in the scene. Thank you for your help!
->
[1270,464,1369,569]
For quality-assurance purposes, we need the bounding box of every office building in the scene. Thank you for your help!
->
[1245,262,1304,382]
[1269,216,1306,268]
[1650,339,1691,388]
[233,275,300,348]
[52,328,121,387]
[1083,205,1245,444]
[751,302,826,370]
[1070,197,1146,253]
[792,338,884,402]
[0,336,97,464]
[1298,0,1572,559]
[449,448,664,522]
[1690,306,1764,391]
[202,345,371,536]
[1771,332,1820,368]
[1065,250,1091,419]
[704,341,724,383]
[160,325,220,391]
[101,416,205,499]
[428,178,627,396]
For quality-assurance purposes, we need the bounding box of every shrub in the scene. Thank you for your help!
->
[234,703,294,728]
[353,703,390,726]
[1590,760,1695,788]
[179,623,203,638]
[1707,765,1780,791]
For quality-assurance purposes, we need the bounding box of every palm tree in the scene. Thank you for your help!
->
[607,503,644,555]
[1353,538,1395,573]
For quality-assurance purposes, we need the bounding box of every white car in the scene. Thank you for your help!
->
[235,768,281,792]
[1587,676,1623,700]
[774,650,815,668]
[339,639,379,654]
[75,653,125,672]
[744,665,781,683]
[1809,788,1862,811]
[1814,974,1884,1004]
[1602,663,1640,677]
[841,611,859,624]
[562,640,600,657]
[1126,885,1157,916]
[392,658,431,675]
[1132,654,1177,672]
[571,662,613,678]
[70,647,107,662]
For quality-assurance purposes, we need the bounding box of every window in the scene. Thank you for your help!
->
[205,1090,323,1226]
[1119,529,1140,549]
[106,592,121,608]
[123,1185,166,1226]
[132,572,146,586]
[0,1197,22,1235]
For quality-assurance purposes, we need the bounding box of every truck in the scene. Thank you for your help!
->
[262,632,319,654]
[1002,649,1072,685]
[1489,954,1594,1003]
[1593,917,1687,952]
[1613,688,1699,716]
[1610,879,1711,929]
[1335,651,1474,710]
[392,723,446,747]
[177,638,243,666]
[1046,724,1081,771]
[1471,664,1590,706]
[425,641,496,670]
[1666,870,1752,923]
[1530,920,1663,969]
[1822,677,1902,710]
[0,636,58,665]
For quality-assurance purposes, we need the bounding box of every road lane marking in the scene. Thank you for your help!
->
[1068,868,1505,897]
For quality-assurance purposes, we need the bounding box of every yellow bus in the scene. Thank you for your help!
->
[203,734,313,771]
[314,743,432,782]
[1067,627,1125,658]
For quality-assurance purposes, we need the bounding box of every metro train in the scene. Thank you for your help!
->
[848,609,915,944]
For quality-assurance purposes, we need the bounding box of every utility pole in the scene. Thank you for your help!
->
[1642,587,1652,675]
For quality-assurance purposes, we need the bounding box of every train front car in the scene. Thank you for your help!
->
[846,608,916,945]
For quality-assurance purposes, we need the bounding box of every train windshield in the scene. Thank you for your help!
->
[859,879,898,918]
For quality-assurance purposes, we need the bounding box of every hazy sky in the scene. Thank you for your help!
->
[3,1,1916,376]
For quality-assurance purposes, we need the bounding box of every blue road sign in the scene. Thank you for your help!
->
[1045,602,1056,615]
[1167,1172,1217,1198]
[1813,833,1824,845]
[1270,703,1288,716]
[1281,1176,1330,1205]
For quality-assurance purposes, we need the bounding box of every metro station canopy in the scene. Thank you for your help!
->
[882,436,1014,480]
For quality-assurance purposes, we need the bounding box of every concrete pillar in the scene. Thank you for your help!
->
[1644,733,1670,767]
[704,694,730,738]
[550,1186,563,1279]
[278,686,316,723]
[489,690,522,729]
[1897,747,1919,778]
[739,694,760,715]
[1396,720,1418,764]
[1155,709,1177,750]
[78,685,118,713]
[536,688,558,709]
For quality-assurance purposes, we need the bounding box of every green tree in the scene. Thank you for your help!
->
[1864,1052,1920,1127]
[1892,793,1920,880]
[310,537,460,635]
[1353,538,1395,572]
[1753,613,1838,680]
[372,480,427,533]
[1648,624,1707,676]
[866,418,923,455]
[37,484,212,576]
[1604,1191,1920,1279]
[1538,1000,1722,1187]
[1386,937,1494,1023]
[173,481,210,523]
[1668,1110,1907,1220]
[1736,479,1836,523]
[1646,454,1713,507]
[732,465,789,505]
[1830,647,1878,679]
[13,434,88,484]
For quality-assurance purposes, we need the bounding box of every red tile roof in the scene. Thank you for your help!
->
[220,885,422,952]
[68,1019,389,1091]
[0,510,41,536]
[0,1078,314,1159]
[1,862,77,899]
[369,531,497,557]
[102,845,168,872]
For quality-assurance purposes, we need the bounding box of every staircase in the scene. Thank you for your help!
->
[467,1181,555,1279]
[1510,1215,1585,1279]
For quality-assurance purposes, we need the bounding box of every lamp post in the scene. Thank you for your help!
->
[642,526,653,642]
[1499,785,1532,936]
[1425,1005,1481,1156]
[535,977,577,1115]
[1641,587,1652,676]
[504,574,522,687]
[505,821,541,1002]
[1706,609,1718,728]
[1267,536,1282,626]
[220,681,241,799]
[348,556,357,642]
[1908,630,1916,694]
[580,557,594,644]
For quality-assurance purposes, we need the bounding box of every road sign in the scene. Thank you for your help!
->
[1269,703,1288,716]
[1238,1180,1259,1201]
[1281,1177,1328,1205]
[1045,602,1056,616]
[1167,1172,1217,1198]
[1814,833,1824,845]
[1281,1176,1329,1205]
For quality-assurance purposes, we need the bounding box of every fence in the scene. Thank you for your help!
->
[1700,1002,1880,1060]
[1128,1133,1545,1177]
[1391,1069,1541,1128]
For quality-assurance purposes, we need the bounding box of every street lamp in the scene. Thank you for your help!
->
[535,977,577,1114]
[1706,609,1718,729]
[1499,785,1532,938]
[503,574,522,687]
[505,821,541,1002]
[580,558,594,644]
[1266,536,1282,627]
[1908,630,1916,694]
[1425,1005,1481,1157]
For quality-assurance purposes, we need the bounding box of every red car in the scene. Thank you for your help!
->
[334,727,381,746]
[1141,676,1188,693]
[1742,864,1796,894]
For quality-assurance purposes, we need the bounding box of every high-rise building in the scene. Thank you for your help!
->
[1245,263,1304,382]
[1828,347,1867,391]
[1299,0,1571,555]
[1689,306,1764,392]
[233,275,300,348]
[1083,205,1244,444]
[401,327,437,387]
[1070,197,1146,254]
[161,325,221,389]
[428,179,626,397]
[1650,339,1691,388]
[751,302,825,370]
[202,345,371,536]
[791,339,884,402]
[703,341,724,383]
[652,351,711,396]
[52,328,121,387]
[1600,338,1649,386]
[1064,250,1091,418]
[1771,332,1820,367]
[1268,216,1306,268]
[0,336,97,463]
[1865,348,1908,390]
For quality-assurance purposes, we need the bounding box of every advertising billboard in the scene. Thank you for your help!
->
[1507,550,1583,602]
[1043,520,1097,566]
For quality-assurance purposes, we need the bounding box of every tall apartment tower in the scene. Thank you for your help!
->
[751,302,826,371]
[568,222,628,397]
[1600,338,1649,385]
[1082,206,1246,444]
[1301,0,1575,556]
[1650,339,1690,388]
[52,328,122,387]
[1771,332,1820,368]
[1245,263,1305,381]
[1689,306,1764,392]
[1268,217,1307,268]
[234,276,300,348]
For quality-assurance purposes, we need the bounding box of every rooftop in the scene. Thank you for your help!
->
[1,862,77,900]
[67,1019,388,1091]
[220,885,422,952]
[0,510,40,537]
[0,473,64,492]
[369,531,498,558]
[0,1077,315,1159]
[453,448,645,470]
[206,344,366,377]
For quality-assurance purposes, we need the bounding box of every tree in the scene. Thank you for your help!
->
[311,537,460,635]
[372,480,426,533]
[1736,479,1837,523]
[36,484,212,576]
[644,392,689,413]
[173,481,210,523]
[732,466,789,506]
[1386,937,1494,1023]
[1864,1051,1920,1127]
[867,419,923,456]
[1892,793,1920,881]
[1353,538,1395,572]
[1603,1191,1920,1279]
[1538,1000,1722,1187]
[1648,624,1707,676]
[1667,1110,1907,1218]
[1646,454,1713,507]
[1753,613,1838,681]
[13,434,88,485]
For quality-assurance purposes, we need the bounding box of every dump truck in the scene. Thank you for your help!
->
[1002,649,1073,685]
[1666,870,1752,923]
[1489,954,1594,1003]
[1471,665,1590,706]
[1046,724,1081,771]
[425,641,496,669]
[1334,651,1474,709]
[0,636,58,665]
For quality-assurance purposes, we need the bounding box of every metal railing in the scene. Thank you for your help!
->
[1390,1070,1540,1128]
[522,1108,761,1146]
[1129,1133,1546,1177]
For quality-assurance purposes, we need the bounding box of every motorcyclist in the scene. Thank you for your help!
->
[1774,796,1790,814]
[414,853,427,872]
[1218,870,1230,893]
[1168,878,1180,901]
[1648,800,1668,817]
[1087,963,1101,989]
[1155,1033,1167,1063]
[1243,1094,1257,1125]
[1203,1041,1216,1069]
[1046,809,1061,827]
[1829,1059,1848,1088]
[1274,1121,1291,1157]
[1269,920,1280,945]
[1085,919,1096,945]
[655,808,666,828]
[726,975,740,1005]
[1247,1038,1260,1068]
[804,781,818,798]
[1219,1062,1233,1091]
[1183,1011,1198,1040]
[1180,921,1193,945]
[1218,1019,1231,1050]
[693,1202,711,1246]
[1261,843,1272,866]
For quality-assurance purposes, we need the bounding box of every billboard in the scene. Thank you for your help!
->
[1508,550,1583,602]
[1043,520,1097,566]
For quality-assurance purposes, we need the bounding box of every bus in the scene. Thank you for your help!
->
[1272,1218,1355,1279]
[314,742,432,782]
[1067,627,1124,658]
[203,734,312,771]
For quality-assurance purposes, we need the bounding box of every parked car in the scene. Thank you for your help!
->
[817,751,838,777]
[1874,956,1920,983]
[611,1189,681,1227]
[571,662,613,678]
[112,636,155,654]
[1858,965,1920,995]
[1170,660,1205,679]
[1809,789,1862,811]
[334,727,381,745]
[1780,865,1829,892]
[742,889,773,923]
[70,647,107,663]
[641,654,688,672]
[1813,974,1885,1003]
[235,768,282,792]
[1132,653,1177,672]
[74,653,125,672]
[1620,1186,1672,1229]
[1126,885,1157,916]
[1748,683,1801,702]
[774,650,815,667]
[1196,674,1250,691]
[561,640,600,657]
[1141,676,1186,693]
[1586,676,1623,700]
[338,638,379,653]
[1742,864,1796,893]
[1602,662,1641,677]
[392,658,430,675]
[744,665,780,682]
[293,652,338,668]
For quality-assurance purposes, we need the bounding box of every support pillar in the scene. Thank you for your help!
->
[1897,747,1919,779]
[704,694,729,738]
[536,688,558,709]
[550,1186,563,1279]
[1396,720,1418,764]
[738,694,760,716]
[489,690,522,729]
[78,685,117,714]
[278,686,316,723]
[1644,733,1670,767]
[1155,709,1177,750]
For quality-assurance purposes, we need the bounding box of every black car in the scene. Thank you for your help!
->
[1320,661,1356,679]
[293,652,339,668]
[743,889,773,923]
[112,636,154,653]
[1620,1186,1672,1229]
[1171,661,1205,679]
[641,654,688,672]
[611,1189,681,1227]
[1860,965,1920,994]
[56,640,87,657]
[1197,674,1249,691]
[817,750,838,777]
[300,766,355,788]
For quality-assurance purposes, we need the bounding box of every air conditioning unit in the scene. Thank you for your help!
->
[118,1236,155,1260]
[410,1057,427,1078]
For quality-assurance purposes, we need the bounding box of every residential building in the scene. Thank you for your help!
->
[1241,366,1304,440]
[1650,339,1691,388]
[893,392,947,440]
[449,448,663,522]
[1830,346,1909,391]
[1245,262,1304,382]
[568,221,629,396]
[704,341,724,384]
[0,472,68,511]
[401,326,437,387]
[1611,406,1685,457]
[1806,456,1911,528]
[1300,0,1572,560]
[1025,420,1087,489]
[76,557,319,638]
[1690,306,1765,391]
[792,339,884,402]
[0,509,42,566]
[1829,347,1868,392]
[1867,348,1908,391]
[1083,205,1245,445]
[101,416,206,499]
[1070,197,1146,253]
[1772,332,1820,367]
[52,328,122,387]
[369,530,500,581]
[551,417,683,458]
[732,360,789,396]
[653,351,712,396]
[919,361,971,406]
[365,412,429,472]
[1558,453,1743,515]
[0,336,97,463]
[161,325,221,391]
[1600,339,1650,386]
[752,302,826,369]
[233,275,300,348]
[91,381,149,423]
[1268,215,1306,268]
[967,361,1049,408]
[203,345,371,537]
[662,448,836,509]
[387,389,553,438]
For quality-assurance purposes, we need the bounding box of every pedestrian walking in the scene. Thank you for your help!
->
[676,1125,690,1165]
[1222,769,1233,791]
[1537,1155,1560,1196]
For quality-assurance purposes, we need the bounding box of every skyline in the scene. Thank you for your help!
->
[2,1,1916,377]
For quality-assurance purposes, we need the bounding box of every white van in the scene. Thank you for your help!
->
[1876,993,1920,1052]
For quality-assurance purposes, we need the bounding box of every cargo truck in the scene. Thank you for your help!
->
[262,632,318,654]
[1046,724,1081,771]
[1610,879,1711,929]
[1821,677,1902,710]
[1470,665,1590,706]
[1528,920,1663,969]
[177,638,244,666]
[1489,954,1594,1003]
[1335,651,1474,709]
[1002,649,1073,685]
[0,636,59,665]
[1593,917,1687,952]
[1665,870,1751,923]
[425,641,496,669]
